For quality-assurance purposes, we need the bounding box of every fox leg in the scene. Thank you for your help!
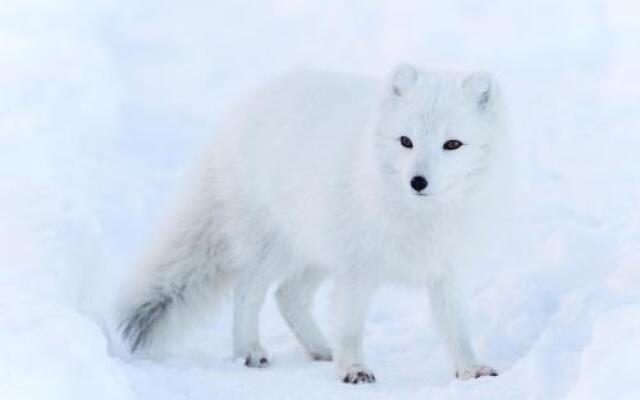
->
[276,268,332,361]
[426,270,498,380]
[332,274,377,384]
[233,271,272,367]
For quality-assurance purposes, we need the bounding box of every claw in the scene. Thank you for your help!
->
[244,355,270,368]
[456,365,498,380]
[341,366,376,384]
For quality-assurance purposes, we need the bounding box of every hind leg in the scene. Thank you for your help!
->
[276,268,332,361]
[233,271,272,368]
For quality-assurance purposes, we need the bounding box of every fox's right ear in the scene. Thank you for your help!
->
[389,63,419,99]
[462,71,496,111]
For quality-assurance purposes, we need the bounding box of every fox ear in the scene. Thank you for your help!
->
[389,63,419,98]
[462,71,495,111]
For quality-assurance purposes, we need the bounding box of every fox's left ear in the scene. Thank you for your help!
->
[389,63,419,98]
[462,71,496,111]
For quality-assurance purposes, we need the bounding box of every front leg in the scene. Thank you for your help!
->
[426,270,497,380]
[332,275,377,384]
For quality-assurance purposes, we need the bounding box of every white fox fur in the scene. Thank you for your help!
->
[118,64,507,383]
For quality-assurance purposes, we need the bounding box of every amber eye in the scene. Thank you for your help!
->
[443,140,463,150]
[400,136,413,149]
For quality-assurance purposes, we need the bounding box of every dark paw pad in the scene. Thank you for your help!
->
[244,356,270,368]
[456,365,498,380]
[310,352,333,362]
[342,370,376,384]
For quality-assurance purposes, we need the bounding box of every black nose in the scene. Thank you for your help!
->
[410,176,428,192]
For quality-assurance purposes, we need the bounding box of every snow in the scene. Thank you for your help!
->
[1,0,640,399]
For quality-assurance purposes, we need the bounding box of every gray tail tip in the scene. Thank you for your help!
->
[119,311,149,353]
[119,295,173,353]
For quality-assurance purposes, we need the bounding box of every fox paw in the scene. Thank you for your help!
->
[309,347,333,362]
[240,346,270,368]
[342,365,376,384]
[455,365,498,380]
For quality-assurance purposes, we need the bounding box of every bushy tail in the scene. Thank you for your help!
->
[118,252,231,353]
[119,280,183,353]
[118,207,233,353]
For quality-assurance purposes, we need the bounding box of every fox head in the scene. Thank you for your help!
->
[373,64,505,204]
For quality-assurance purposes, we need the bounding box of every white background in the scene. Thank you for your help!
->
[1,1,639,399]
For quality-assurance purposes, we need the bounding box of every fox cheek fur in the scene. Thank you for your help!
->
[117,63,507,383]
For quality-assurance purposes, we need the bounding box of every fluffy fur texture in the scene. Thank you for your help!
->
[118,64,508,383]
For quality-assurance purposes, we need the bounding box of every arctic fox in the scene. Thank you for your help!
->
[118,64,507,383]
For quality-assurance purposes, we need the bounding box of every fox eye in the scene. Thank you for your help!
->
[443,139,463,150]
[399,136,413,149]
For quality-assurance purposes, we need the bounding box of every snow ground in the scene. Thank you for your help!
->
[1,1,640,399]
